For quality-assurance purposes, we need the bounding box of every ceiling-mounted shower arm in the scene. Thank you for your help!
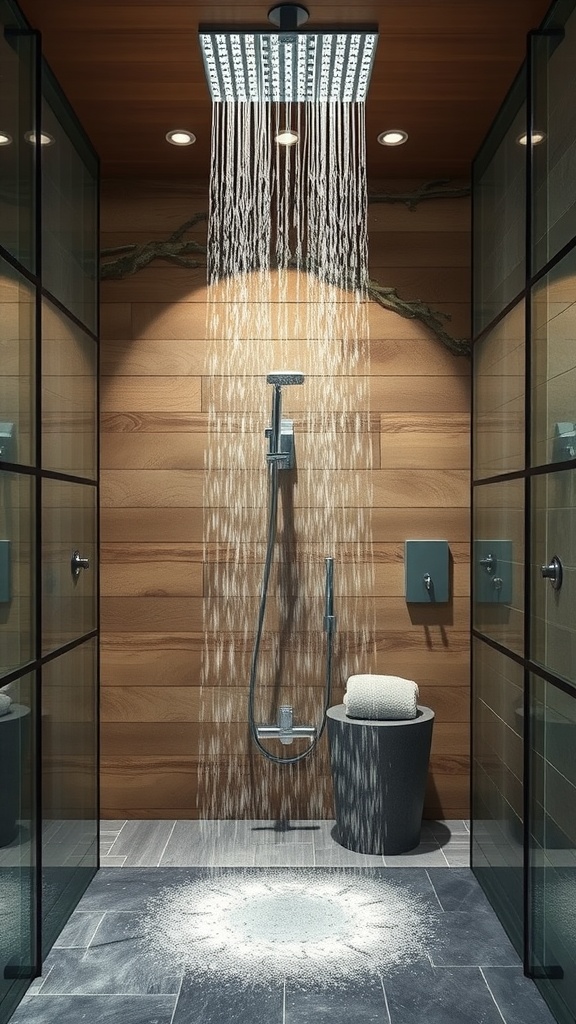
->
[268,4,309,32]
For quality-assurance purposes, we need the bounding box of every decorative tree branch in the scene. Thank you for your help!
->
[99,183,471,355]
[368,179,471,210]
[367,281,470,356]
[100,213,208,280]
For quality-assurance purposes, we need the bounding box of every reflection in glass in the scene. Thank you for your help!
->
[473,82,526,336]
[41,69,98,334]
[530,674,576,1024]
[531,248,576,468]
[0,472,34,678]
[42,298,97,479]
[472,638,524,953]
[473,478,524,656]
[531,470,576,683]
[42,640,97,954]
[0,257,35,467]
[0,670,36,1021]
[532,10,576,273]
[42,479,96,655]
[0,7,36,270]
[473,299,524,479]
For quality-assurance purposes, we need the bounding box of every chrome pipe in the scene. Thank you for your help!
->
[324,556,336,633]
[270,384,283,456]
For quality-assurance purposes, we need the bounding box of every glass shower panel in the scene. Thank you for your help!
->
[41,639,97,955]
[42,298,96,479]
[472,638,524,953]
[41,67,98,335]
[473,477,525,656]
[529,673,576,1024]
[473,75,526,336]
[532,11,576,274]
[0,669,37,1023]
[0,257,35,467]
[531,469,576,685]
[531,247,576,468]
[0,471,34,677]
[473,298,525,479]
[42,479,96,655]
[0,2,36,271]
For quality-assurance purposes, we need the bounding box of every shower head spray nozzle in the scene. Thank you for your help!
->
[267,371,305,386]
[199,8,378,103]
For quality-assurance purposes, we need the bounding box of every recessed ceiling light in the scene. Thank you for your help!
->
[24,130,55,146]
[274,128,298,147]
[517,130,546,146]
[166,129,196,146]
[0,131,12,146]
[377,130,408,147]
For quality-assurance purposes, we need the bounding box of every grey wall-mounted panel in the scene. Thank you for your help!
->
[405,540,449,603]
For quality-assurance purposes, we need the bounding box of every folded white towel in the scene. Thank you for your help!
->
[344,674,419,720]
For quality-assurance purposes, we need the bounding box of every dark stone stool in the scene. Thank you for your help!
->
[327,704,434,855]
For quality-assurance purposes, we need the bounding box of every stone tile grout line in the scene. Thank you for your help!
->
[157,821,178,868]
[479,966,508,1024]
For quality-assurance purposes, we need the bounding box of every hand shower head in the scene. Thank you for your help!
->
[267,371,305,386]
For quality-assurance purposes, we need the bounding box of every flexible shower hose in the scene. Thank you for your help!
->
[248,460,335,765]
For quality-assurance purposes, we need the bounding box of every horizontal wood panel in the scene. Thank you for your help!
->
[99,506,469,546]
[98,540,470,565]
[100,376,202,412]
[100,720,468,759]
[99,336,470,378]
[380,432,470,469]
[99,759,469,817]
[128,300,471,343]
[100,595,470,632]
[100,430,380,471]
[101,468,469,509]
[100,507,204,543]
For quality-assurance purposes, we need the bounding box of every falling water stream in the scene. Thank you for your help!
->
[200,100,376,819]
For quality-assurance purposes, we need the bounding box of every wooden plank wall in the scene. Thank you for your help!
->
[100,179,471,820]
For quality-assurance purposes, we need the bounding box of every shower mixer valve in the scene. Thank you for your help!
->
[256,705,316,746]
[265,420,296,469]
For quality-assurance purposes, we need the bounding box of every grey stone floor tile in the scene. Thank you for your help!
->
[313,844,385,867]
[382,965,504,1024]
[285,975,389,1023]
[109,820,176,866]
[54,911,104,948]
[40,944,183,996]
[427,911,520,967]
[74,868,193,911]
[384,845,449,868]
[481,967,557,1024]
[440,848,470,867]
[159,821,224,866]
[252,843,315,867]
[192,845,257,867]
[100,820,127,832]
[10,994,176,1024]
[426,869,494,914]
[100,855,127,867]
[173,972,284,1024]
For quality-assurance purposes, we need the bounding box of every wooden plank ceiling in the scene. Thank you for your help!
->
[18,0,551,180]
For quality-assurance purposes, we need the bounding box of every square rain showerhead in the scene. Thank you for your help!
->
[199,31,378,103]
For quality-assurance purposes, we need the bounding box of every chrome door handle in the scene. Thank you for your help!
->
[71,550,90,579]
[540,555,562,591]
